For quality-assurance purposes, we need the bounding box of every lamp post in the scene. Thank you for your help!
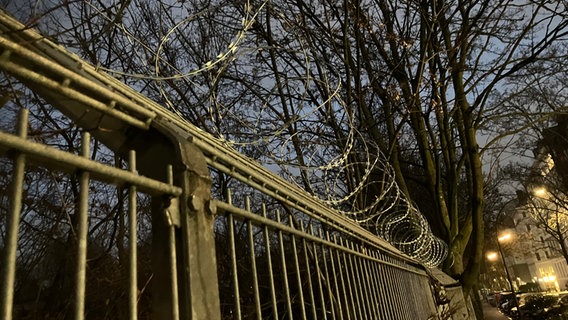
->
[496,232,522,319]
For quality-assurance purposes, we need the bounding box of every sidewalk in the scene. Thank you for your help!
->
[482,301,509,320]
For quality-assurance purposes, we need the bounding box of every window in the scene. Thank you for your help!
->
[536,252,541,261]
[545,251,550,259]
[526,225,531,232]
[522,212,527,218]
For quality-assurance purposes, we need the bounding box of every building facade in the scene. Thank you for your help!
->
[505,195,568,292]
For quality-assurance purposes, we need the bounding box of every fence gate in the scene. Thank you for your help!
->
[0,10,468,320]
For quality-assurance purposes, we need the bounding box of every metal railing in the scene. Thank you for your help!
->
[214,193,439,319]
[0,10,468,320]
[0,110,183,319]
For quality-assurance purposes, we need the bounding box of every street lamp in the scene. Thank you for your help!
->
[533,186,547,198]
[486,251,515,292]
[486,252,499,262]
[495,232,523,319]
[498,233,512,242]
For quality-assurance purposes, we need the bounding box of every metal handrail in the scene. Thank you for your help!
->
[0,129,182,196]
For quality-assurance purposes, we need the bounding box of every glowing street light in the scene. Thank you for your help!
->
[498,233,512,242]
[533,187,547,198]
[495,231,523,318]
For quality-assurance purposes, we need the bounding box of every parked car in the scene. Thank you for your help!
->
[543,294,568,319]
[502,293,568,319]
[498,292,517,316]
[517,294,559,319]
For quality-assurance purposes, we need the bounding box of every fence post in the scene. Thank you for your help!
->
[128,130,221,320]
[176,141,221,320]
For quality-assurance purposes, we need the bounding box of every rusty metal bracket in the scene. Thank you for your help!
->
[164,197,181,227]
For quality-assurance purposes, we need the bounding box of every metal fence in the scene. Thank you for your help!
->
[0,10,469,320]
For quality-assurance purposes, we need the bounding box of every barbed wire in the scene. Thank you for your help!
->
[75,0,447,266]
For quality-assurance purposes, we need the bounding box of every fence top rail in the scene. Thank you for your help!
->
[0,10,424,265]
[215,199,430,277]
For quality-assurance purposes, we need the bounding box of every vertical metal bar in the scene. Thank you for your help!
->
[262,203,279,319]
[289,218,307,320]
[367,251,383,318]
[375,252,395,319]
[358,248,378,319]
[339,238,360,320]
[300,223,317,319]
[365,251,382,319]
[128,150,138,320]
[400,266,411,319]
[383,257,399,318]
[406,274,417,318]
[347,241,369,320]
[168,242,180,317]
[420,276,431,318]
[227,189,242,320]
[386,258,402,318]
[424,275,438,316]
[325,232,343,320]
[409,273,421,319]
[410,275,419,317]
[166,165,180,320]
[358,245,377,319]
[398,265,412,319]
[350,243,368,319]
[276,210,293,319]
[332,235,350,320]
[1,108,27,320]
[408,274,418,317]
[398,268,409,319]
[425,276,436,316]
[74,131,90,320]
[309,224,327,320]
[318,230,335,320]
[246,198,262,320]
[337,237,356,320]
[394,268,408,319]
[412,274,423,318]
[367,258,381,319]
[414,274,423,318]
